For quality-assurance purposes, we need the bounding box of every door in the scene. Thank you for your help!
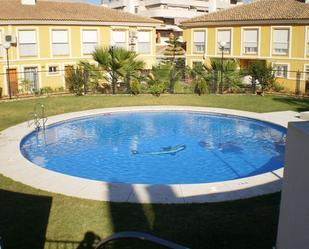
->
[24,67,38,93]
[7,68,18,96]
[64,65,74,91]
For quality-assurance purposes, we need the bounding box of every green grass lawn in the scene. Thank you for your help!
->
[0,94,308,249]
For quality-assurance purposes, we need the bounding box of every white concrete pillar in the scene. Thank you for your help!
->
[276,121,309,249]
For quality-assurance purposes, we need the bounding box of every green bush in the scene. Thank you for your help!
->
[40,87,53,95]
[194,79,208,96]
[271,81,285,92]
[149,83,165,97]
[174,82,194,94]
[57,86,65,92]
[248,61,276,93]
[129,79,141,95]
[65,67,87,96]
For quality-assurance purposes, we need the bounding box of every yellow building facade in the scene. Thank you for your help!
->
[182,0,309,93]
[0,0,160,96]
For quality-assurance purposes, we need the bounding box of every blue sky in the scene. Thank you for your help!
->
[84,0,100,4]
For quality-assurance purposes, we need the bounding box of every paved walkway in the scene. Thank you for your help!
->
[0,106,303,203]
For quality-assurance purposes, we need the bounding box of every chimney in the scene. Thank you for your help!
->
[21,0,36,5]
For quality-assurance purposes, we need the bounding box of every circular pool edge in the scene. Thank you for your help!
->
[0,106,288,203]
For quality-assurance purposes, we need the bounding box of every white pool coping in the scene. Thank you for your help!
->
[0,106,302,203]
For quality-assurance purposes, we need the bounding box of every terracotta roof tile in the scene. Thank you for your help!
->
[0,0,161,24]
[181,0,309,26]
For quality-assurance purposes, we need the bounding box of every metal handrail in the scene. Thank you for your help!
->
[95,231,189,249]
[27,103,48,131]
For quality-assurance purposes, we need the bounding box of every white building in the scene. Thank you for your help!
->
[101,0,243,46]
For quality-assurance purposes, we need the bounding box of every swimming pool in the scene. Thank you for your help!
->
[20,111,286,185]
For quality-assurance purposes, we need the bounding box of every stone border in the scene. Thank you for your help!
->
[0,106,300,203]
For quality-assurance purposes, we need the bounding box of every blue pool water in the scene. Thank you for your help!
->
[20,112,286,184]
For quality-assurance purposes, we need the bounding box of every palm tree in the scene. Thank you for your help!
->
[186,63,211,95]
[79,61,102,93]
[207,58,242,93]
[92,46,144,94]
[123,54,145,94]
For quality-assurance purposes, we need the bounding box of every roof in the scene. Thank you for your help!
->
[181,0,309,27]
[0,0,162,25]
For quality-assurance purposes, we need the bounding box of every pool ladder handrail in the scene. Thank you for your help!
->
[95,231,189,249]
[27,103,48,131]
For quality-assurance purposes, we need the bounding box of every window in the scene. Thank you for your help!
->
[273,63,288,78]
[112,30,126,49]
[193,31,205,53]
[24,67,39,92]
[306,28,309,56]
[134,6,138,13]
[138,31,151,54]
[48,65,59,75]
[0,30,2,57]
[18,30,37,57]
[273,29,289,55]
[217,29,231,54]
[52,30,69,56]
[82,30,98,55]
[243,29,258,54]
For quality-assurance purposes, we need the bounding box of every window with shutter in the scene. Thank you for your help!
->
[112,30,126,49]
[138,31,150,54]
[193,31,205,53]
[0,30,2,57]
[217,30,231,54]
[52,30,69,56]
[306,29,309,56]
[243,29,258,54]
[82,30,98,55]
[19,30,37,57]
[273,29,289,55]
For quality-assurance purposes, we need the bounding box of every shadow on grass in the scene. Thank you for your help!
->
[0,189,52,249]
[105,184,281,249]
[272,97,309,112]
[45,231,101,249]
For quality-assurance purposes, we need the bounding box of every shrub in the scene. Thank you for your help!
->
[130,79,141,95]
[149,83,165,97]
[65,67,87,96]
[271,81,285,92]
[40,87,53,95]
[194,79,208,96]
[57,86,65,92]
[248,61,276,93]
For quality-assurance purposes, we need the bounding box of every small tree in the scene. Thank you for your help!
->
[147,63,170,96]
[65,66,87,96]
[248,61,276,93]
[208,58,242,93]
[164,34,185,64]
[123,55,145,94]
[186,63,210,95]
[163,35,185,93]
[79,61,102,93]
[92,46,143,94]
